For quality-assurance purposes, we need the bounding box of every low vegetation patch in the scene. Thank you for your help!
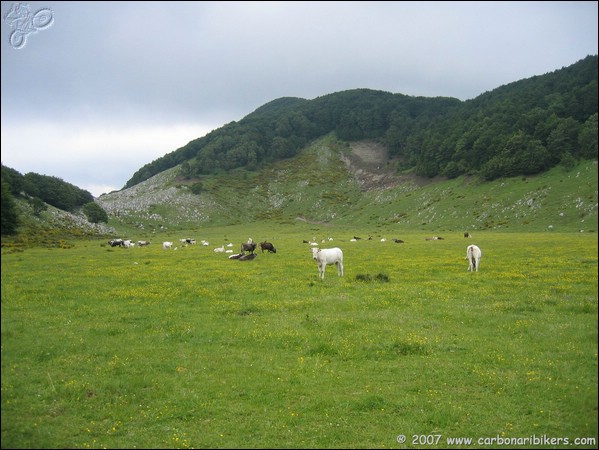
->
[355,272,390,282]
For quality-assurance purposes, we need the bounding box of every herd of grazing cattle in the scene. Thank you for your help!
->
[107,233,482,278]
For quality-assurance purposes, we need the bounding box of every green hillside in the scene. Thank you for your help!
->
[124,55,597,189]
[2,56,597,244]
[96,134,597,235]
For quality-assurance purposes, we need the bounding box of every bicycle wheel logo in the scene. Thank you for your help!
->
[4,3,54,49]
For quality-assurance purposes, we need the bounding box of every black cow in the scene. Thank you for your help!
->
[260,241,276,253]
[241,242,257,254]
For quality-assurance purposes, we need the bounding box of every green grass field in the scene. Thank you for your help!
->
[1,227,597,448]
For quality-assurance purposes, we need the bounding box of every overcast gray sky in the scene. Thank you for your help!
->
[2,1,597,197]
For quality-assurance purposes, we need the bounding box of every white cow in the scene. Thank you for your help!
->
[163,241,173,250]
[311,247,344,279]
[466,244,482,272]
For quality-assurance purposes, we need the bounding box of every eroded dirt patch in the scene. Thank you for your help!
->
[339,140,399,190]
[339,140,440,191]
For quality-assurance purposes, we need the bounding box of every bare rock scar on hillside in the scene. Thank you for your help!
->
[339,140,443,191]
[339,140,400,191]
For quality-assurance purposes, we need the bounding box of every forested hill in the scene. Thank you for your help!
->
[124,55,598,189]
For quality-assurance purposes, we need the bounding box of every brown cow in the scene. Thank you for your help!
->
[260,241,276,253]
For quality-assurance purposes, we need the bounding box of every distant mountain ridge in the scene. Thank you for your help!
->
[124,55,597,189]
[2,56,597,241]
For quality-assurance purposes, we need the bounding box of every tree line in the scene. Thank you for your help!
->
[125,55,597,188]
[1,165,107,235]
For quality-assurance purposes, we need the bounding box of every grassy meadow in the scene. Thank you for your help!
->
[1,225,597,448]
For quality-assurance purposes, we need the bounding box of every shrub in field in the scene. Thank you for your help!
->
[355,273,390,282]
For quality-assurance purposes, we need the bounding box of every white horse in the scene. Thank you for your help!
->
[311,247,344,279]
[466,245,482,272]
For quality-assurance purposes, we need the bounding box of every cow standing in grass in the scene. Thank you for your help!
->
[311,247,344,279]
[241,242,257,255]
[260,241,276,253]
[467,245,482,272]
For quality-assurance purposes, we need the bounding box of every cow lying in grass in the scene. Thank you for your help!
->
[311,247,344,280]
[466,244,482,272]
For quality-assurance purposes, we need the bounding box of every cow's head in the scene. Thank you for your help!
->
[311,247,320,259]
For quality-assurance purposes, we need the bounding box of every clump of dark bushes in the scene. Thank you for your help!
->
[355,273,390,282]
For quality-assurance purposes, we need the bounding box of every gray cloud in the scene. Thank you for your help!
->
[2,1,597,196]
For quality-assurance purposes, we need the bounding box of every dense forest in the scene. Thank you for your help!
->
[125,55,598,188]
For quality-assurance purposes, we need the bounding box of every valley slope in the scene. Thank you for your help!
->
[97,134,598,234]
